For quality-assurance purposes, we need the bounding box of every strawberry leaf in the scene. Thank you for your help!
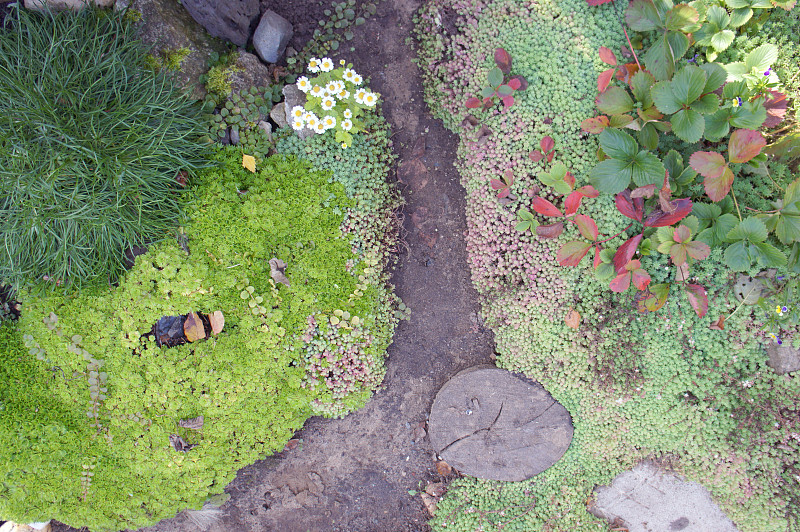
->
[689,151,726,179]
[536,222,564,239]
[615,190,644,221]
[636,283,670,311]
[684,284,708,317]
[575,214,599,240]
[466,97,482,109]
[581,115,610,134]
[728,129,766,164]
[494,48,512,74]
[557,241,592,266]
[565,191,583,216]
[643,198,693,227]
[576,185,600,198]
[529,150,544,162]
[614,234,644,273]
[490,178,505,190]
[631,267,651,290]
[598,69,615,92]
[610,271,632,292]
[703,166,734,202]
[501,95,515,108]
[531,197,562,217]
[599,46,618,66]
[540,136,555,153]
[593,245,603,269]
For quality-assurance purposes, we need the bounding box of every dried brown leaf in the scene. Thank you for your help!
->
[183,312,206,342]
[209,311,225,335]
[420,493,438,517]
[425,482,446,498]
[709,316,725,331]
[565,308,581,329]
[270,258,290,287]
[169,434,197,452]
[412,136,427,158]
[435,460,452,476]
[178,415,204,431]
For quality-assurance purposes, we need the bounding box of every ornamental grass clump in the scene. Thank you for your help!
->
[0,6,208,290]
[292,57,380,148]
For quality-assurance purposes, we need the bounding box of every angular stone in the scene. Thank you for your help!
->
[766,342,800,374]
[428,366,573,481]
[257,120,273,142]
[180,0,259,48]
[227,50,273,96]
[253,10,293,64]
[281,84,313,140]
[590,462,739,532]
[122,0,229,100]
[270,102,288,129]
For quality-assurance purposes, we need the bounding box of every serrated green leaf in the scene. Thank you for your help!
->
[630,71,655,108]
[700,62,728,93]
[710,29,735,51]
[595,261,616,281]
[729,102,766,129]
[672,65,706,105]
[690,93,719,115]
[596,86,634,115]
[724,241,751,270]
[729,7,752,26]
[704,109,730,141]
[706,4,731,26]
[631,151,667,187]
[671,108,705,143]
[589,158,633,194]
[744,44,778,72]
[488,67,503,88]
[752,241,787,267]
[627,0,662,31]
[775,214,800,245]
[652,81,682,114]
[727,217,768,242]
[638,122,659,150]
[600,128,639,160]
[665,4,699,31]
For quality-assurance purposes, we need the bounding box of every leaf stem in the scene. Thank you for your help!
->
[597,222,635,244]
[730,188,743,221]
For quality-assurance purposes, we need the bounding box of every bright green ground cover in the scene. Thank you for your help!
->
[415,0,800,530]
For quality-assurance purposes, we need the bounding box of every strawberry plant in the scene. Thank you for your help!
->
[465,48,528,112]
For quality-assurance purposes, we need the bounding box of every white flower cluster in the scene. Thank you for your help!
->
[290,105,353,134]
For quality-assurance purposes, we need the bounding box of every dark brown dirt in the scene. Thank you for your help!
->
[52,1,495,531]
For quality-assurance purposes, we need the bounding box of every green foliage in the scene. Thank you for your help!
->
[0,6,209,290]
[203,51,243,98]
[202,85,280,160]
[0,148,399,529]
[146,47,191,72]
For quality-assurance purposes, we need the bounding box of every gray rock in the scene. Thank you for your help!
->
[590,462,739,532]
[219,128,231,146]
[121,0,229,100]
[229,128,240,145]
[270,103,288,129]
[228,50,273,97]
[257,120,273,141]
[428,366,573,481]
[26,0,113,10]
[281,84,313,140]
[180,0,259,48]
[766,342,800,374]
[253,10,293,64]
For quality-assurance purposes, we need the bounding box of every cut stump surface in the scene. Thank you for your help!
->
[428,366,573,481]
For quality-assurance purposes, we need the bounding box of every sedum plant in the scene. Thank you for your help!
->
[0,6,208,290]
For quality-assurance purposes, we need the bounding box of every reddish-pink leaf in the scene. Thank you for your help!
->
[643,198,693,227]
[599,46,618,66]
[615,63,640,84]
[684,284,708,318]
[508,77,522,90]
[529,150,544,162]
[574,214,598,241]
[762,90,787,129]
[497,188,510,198]
[540,136,555,153]
[673,225,691,243]
[587,0,614,6]
[557,240,592,266]
[546,151,555,163]
[536,222,564,239]
[685,241,711,260]
[615,190,644,221]
[494,48,512,74]
[613,234,643,273]
[631,268,651,290]
[703,166,735,202]
[565,191,582,215]
[564,172,576,189]
[501,95,515,109]
[465,97,482,109]
[531,197,562,217]
[728,129,766,164]
[670,244,688,266]
[631,184,657,199]
[581,115,610,134]
[689,151,726,179]
[490,178,505,190]
[636,285,670,312]
[509,75,528,91]
[624,259,642,271]
[576,185,600,198]
[609,271,631,292]
[593,245,603,269]
[598,69,615,93]
[503,168,514,182]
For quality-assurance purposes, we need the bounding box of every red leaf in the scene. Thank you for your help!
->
[531,197,562,217]
[509,75,528,91]
[598,68,615,92]
[576,185,599,198]
[686,241,711,261]
[615,190,644,221]
[540,136,555,153]
[501,95,515,108]
[728,129,766,164]
[536,222,564,239]
[762,90,787,129]
[689,151,726,179]
[593,245,603,269]
[615,63,639,84]
[564,172,576,189]
[631,184,657,199]
[703,167,734,202]
[643,198,693,227]
[574,214,599,241]
[599,46,618,66]
[636,284,670,312]
[494,48,512,74]
[508,77,522,90]
[490,178,505,190]
[557,240,592,266]
[613,234,643,273]
[529,150,544,162]
[466,97,482,109]
[609,271,631,292]
[547,151,555,163]
[631,268,651,290]
[684,284,708,318]
[581,115,610,134]
[673,225,691,243]
[565,191,582,215]
[587,0,614,5]
[497,188,510,198]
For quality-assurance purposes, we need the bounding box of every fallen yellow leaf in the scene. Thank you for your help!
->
[565,307,581,329]
[242,153,256,173]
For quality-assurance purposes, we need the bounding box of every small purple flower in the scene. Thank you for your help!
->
[764,67,772,76]
[687,53,699,64]
[778,275,786,281]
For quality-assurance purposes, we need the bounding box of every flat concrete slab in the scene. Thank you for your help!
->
[590,462,739,532]
[428,366,573,481]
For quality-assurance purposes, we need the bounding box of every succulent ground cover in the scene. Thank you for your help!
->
[415,0,800,530]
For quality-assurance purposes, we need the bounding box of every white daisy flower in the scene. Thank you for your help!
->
[354,88,368,104]
[343,108,353,119]
[363,92,378,107]
[314,121,326,134]
[343,68,357,82]
[309,85,325,97]
[291,106,305,119]
[334,80,345,93]
[304,112,319,129]
[321,96,336,111]
[292,118,305,131]
[338,89,350,100]
[351,73,363,85]
[341,118,353,131]
[341,142,348,148]
[325,81,339,94]
[339,59,346,66]
[320,57,334,72]
[296,76,311,92]
[307,58,321,73]
[322,115,337,130]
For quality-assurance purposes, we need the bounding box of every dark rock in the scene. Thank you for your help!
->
[428,365,573,481]
[121,0,229,100]
[180,0,259,48]
[230,128,240,145]
[220,128,231,146]
[253,10,293,63]
[228,50,273,97]
[270,102,288,129]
